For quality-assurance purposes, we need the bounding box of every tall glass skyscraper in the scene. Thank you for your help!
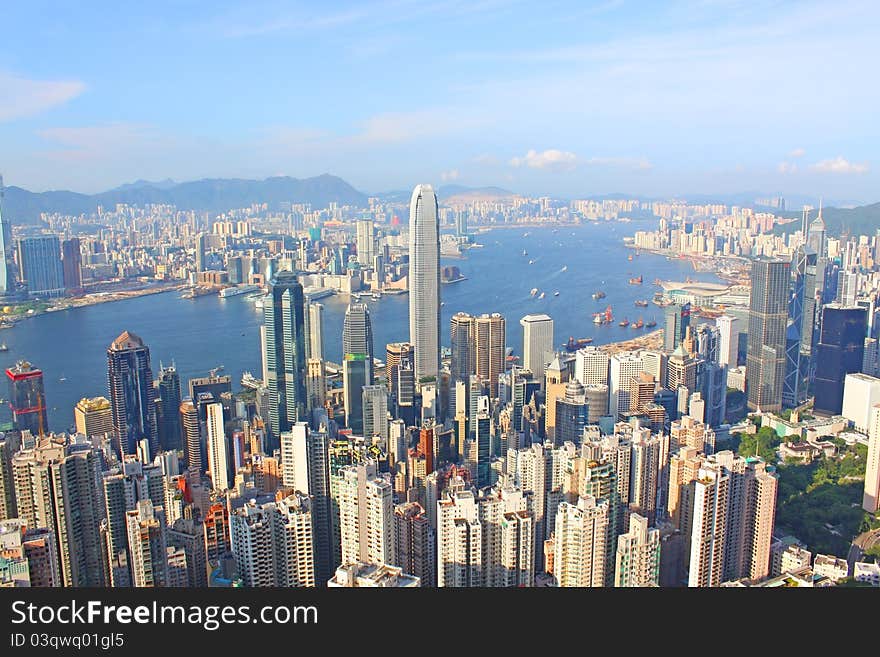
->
[342,302,374,379]
[746,259,790,412]
[156,364,182,451]
[107,331,158,457]
[408,184,440,382]
[342,301,374,434]
[17,235,64,298]
[814,304,868,416]
[264,271,307,441]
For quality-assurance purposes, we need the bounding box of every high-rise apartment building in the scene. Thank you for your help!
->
[338,461,394,568]
[125,499,168,587]
[155,365,182,451]
[553,495,610,587]
[230,494,315,587]
[614,513,660,587]
[61,237,82,292]
[610,352,644,420]
[393,501,435,587]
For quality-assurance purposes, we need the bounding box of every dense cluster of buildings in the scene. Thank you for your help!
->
[1,182,879,589]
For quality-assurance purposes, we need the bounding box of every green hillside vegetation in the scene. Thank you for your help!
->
[774,442,870,556]
[773,202,880,238]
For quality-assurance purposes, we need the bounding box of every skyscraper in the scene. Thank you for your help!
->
[746,259,790,412]
[230,494,315,587]
[475,313,506,397]
[338,461,395,568]
[155,365,182,451]
[555,381,589,445]
[393,502,435,587]
[716,315,738,367]
[450,312,476,388]
[343,355,370,434]
[17,235,64,297]
[206,402,230,491]
[520,314,554,384]
[362,385,389,443]
[863,404,880,513]
[610,351,644,420]
[614,513,661,587]
[195,232,207,273]
[408,184,440,382]
[125,499,168,587]
[814,304,868,416]
[179,399,202,475]
[343,302,374,380]
[664,303,691,352]
[356,219,375,267]
[61,238,82,292]
[307,301,325,361]
[107,331,158,458]
[7,360,48,437]
[0,176,10,295]
[264,271,308,440]
[553,495,610,587]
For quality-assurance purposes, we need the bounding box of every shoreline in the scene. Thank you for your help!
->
[5,283,186,325]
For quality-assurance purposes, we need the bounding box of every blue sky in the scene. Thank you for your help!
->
[1,0,879,202]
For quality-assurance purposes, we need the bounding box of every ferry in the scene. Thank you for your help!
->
[219,284,260,298]
[634,299,649,307]
[628,275,643,285]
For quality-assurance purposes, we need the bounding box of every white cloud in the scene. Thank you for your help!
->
[789,147,806,158]
[809,156,868,174]
[0,72,85,122]
[778,161,797,174]
[440,169,460,181]
[510,149,578,171]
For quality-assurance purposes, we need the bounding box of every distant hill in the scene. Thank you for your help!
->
[2,174,368,223]
[773,202,880,238]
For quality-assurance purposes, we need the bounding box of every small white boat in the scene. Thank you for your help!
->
[529,288,539,297]
[528,259,535,265]
[561,265,567,272]
[554,291,560,296]
[538,292,545,299]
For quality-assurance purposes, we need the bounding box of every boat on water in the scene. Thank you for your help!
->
[530,288,539,297]
[628,254,634,261]
[59,377,67,382]
[593,313,604,324]
[0,343,7,352]
[254,295,268,309]
[241,371,263,390]
[618,318,630,327]
[631,318,644,329]
[634,299,649,307]
[554,291,560,296]
[592,291,606,300]
[561,265,568,272]
[645,318,657,328]
[528,259,535,265]
[538,292,545,299]
[371,292,382,301]
[522,249,528,256]
[564,336,594,352]
[628,275,643,285]
[219,284,260,298]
